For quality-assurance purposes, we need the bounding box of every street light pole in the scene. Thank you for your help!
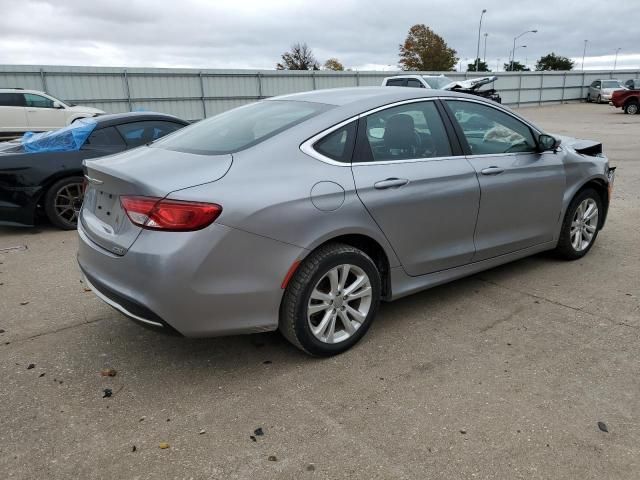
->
[483,33,488,64]
[510,29,537,71]
[613,47,621,70]
[475,9,487,71]
[511,45,527,70]
[581,40,588,71]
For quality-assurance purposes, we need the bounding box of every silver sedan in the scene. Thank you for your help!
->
[78,88,614,356]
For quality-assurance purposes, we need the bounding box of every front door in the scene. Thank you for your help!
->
[351,99,481,276]
[444,99,565,261]
[23,93,65,131]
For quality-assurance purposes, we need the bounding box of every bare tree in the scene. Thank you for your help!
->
[277,43,320,70]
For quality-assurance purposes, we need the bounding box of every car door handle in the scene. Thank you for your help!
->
[480,166,505,176]
[374,178,409,189]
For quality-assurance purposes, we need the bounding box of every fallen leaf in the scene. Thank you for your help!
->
[598,421,609,433]
[132,445,137,452]
[102,388,113,398]
[254,427,264,436]
[249,435,256,442]
[268,455,277,462]
[39,373,45,378]
[27,363,35,370]
[100,368,117,377]
[139,416,146,422]
[159,442,170,449]
[199,429,206,435]
[20,302,29,306]
[460,430,467,435]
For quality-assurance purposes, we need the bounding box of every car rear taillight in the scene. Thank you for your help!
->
[120,196,222,232]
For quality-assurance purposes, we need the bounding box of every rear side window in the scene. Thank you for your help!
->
[406,79,424,88]
[385,79,405,87]
[24,93,55,108]
[116,121,184,147]
[0,93,26,107]
[84,127,126,148]
[313,121,357,163]
[154,100,330,155]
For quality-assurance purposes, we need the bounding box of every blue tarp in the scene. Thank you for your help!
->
[21,119,97,153]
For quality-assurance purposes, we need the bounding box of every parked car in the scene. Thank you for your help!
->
[0,112,188,229]
[624,79,639,89]
[382,74,502,103]
[586,79,626,103]
[610,88,640,114]
[78,88,614,356]
[0,88,105,139]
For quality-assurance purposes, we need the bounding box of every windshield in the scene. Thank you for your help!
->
[422,76,454,89]
[21,118,96,153]
[154,100,331,155]
[602,80,623,89]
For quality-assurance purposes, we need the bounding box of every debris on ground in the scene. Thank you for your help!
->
[39,373,45,378]
[159,442,170,449]
[100,368,117,377]
[262,360,272,365]
[306,464,316,471]
[598,421,609,432]
[0,245,27,253]
[139,416,146,422]
[132,445,137,452]
[268,455,277,462]
[20,301,29,306]
[199,429,206,435]
[460,430,467,435]
[102,388,113,398]
[27,363,35,369]
[0,329,5,333]
[249,436,257,442]
[254,427,264,436]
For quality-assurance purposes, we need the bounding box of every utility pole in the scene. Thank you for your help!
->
[475,9,487,71]
[613,47,621,70]
[581,40,588,71]
[483,33,488,64]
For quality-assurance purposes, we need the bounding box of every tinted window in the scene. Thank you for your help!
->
[446,100,537,155]
[0,93,25,107]
[24,93,55,108]
[591,81,601,88]
[154,101,330,155]
[116,121,184,147]
[386,79,405,87]
[360,101,452,162]
[314,121,357,163]
[406,79,424,88]
[84,127,126,148]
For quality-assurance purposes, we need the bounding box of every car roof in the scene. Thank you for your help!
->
[91,111,189,128]
[0,88,47,94]
[270,86,469,107]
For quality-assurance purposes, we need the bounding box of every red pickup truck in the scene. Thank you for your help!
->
[611,88,639,114]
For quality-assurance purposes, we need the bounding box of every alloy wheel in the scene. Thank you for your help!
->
[307,264,373,344]
[53,182,84,226]
[570,198,598,252]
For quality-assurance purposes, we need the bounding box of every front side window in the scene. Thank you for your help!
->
[385,79,405,87]
[116,121,184,147]
[23,93,55,108]
[406,79,424,88]
[446,100,537,155]
[591,81,601,88]
[359,101,452,162]
[84,127,126,148]
[313,121,356,163]
[154,100,330,155]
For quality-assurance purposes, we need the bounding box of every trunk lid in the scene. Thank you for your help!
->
[80,145,232,255]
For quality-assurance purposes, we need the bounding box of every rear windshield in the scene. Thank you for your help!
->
[154,100,331,155]
[602,80,623,89]
[423,76,453,89]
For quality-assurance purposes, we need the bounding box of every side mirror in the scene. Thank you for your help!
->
[52,101,63,109]
[538,134,560,152]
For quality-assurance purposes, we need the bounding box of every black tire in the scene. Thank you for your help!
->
[43,176,85,230]
[554,188,603,260]
[279,243,381,356]
[624,101,639,115]
[596,94,602,104]
[586,93,591,103]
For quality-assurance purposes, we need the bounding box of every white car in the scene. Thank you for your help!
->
[382,75,502,103]
[0,88,104,137]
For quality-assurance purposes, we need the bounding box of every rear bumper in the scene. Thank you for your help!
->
[77,220,306,337]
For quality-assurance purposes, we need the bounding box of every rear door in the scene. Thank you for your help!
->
[443,99,565,261]
[351,99,480,276]
[0,93,28,133]
[23,93,66,130]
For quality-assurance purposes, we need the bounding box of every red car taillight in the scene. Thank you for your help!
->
[120,196,222,232]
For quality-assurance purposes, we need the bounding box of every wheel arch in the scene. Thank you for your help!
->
[571,178,609,229]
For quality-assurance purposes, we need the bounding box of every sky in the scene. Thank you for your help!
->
[0,0,638,72]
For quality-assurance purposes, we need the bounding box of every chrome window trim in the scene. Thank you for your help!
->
[299,96,544,166]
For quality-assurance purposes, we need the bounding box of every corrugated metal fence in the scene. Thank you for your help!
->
[1,65,639,121]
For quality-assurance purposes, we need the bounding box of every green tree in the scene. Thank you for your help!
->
[276,43,319,70]
[467,58,491,72]
[399,24,458,71]
[323,58,345,71]
[535,53,574,71]
[503,61,530,72]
